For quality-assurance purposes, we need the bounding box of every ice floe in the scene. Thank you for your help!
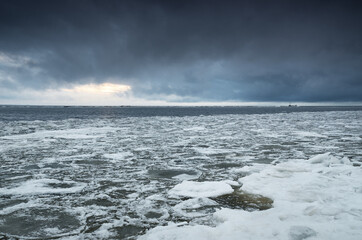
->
[0,178,85,195]
[169,181,234,198]
[142,153,362,239]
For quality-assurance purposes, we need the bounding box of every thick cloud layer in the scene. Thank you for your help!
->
[0,0,362,103]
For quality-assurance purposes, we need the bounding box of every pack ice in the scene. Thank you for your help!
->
[141,153,362,240]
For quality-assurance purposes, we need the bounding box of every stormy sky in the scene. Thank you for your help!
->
[0,0,362,105]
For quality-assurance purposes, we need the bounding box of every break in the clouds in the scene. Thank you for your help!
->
[0,0,362,105]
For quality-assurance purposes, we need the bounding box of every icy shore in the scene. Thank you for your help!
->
[141,153,362,240]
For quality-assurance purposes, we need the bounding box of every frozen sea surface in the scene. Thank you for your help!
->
[0,108,362,239]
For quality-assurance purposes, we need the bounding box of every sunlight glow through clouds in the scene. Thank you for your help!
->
[0,82,136,106]
[62,83,131,94]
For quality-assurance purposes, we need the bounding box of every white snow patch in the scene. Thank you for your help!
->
[169,181,234,198]
[308,152,351,166]
[143,153,362,239]
[173,198,218,218]
[222,180,240,187]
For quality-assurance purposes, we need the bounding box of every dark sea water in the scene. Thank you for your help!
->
[1,105,362,121]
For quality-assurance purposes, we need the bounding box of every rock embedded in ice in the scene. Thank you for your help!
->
[169,181,234,198]
[212,190,273,211]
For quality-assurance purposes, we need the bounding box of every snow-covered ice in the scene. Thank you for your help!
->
[142,153,362,240]
[169,181,234,198]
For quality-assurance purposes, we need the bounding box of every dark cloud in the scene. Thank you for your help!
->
[0,0,362,102]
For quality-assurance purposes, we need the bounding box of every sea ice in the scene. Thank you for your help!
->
[172,174,199,181]
[0,179,85,195]
[1,110,361,239]
[169,181,234,198]
[289,226,317,240]
[173,197,218,217]
[142,153,362,239]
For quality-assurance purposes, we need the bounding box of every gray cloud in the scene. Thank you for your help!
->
[0,0,362,102]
